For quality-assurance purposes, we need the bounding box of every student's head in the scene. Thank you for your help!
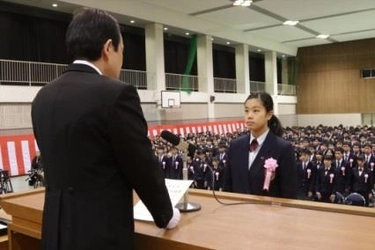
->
[342,142,351,153]
[323,155,333,167]
[211,156,219,167]
[218,143,227,153]
[315,151,323,162]
[352,143,360,153]
[196,150,205,160]
[244,91,282,136]
[363,143,372,155]
[334,147,344,160]
[300,149,311,162]
[66,8,124,79]
[357,154,365,164]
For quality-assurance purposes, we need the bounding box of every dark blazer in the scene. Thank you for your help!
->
[296,161,316,194]
[32,64,173,250]
[350,167,373,196]
[169,154,183,179]
[223,132,297,199]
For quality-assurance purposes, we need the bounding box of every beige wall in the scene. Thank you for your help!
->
[0,103,32,129]
[296,38,375,114]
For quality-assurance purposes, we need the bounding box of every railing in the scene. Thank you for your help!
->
[119,69,149,89]
[278,84,296,96]
[249,81,296,96]
[165,73,199,92]
[250,81,266,92]
[0,59,297,95]
[213,77,237,93]
[0,59,148,89]
[0,59,67,86]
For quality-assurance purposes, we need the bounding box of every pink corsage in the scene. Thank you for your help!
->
[307,169,311,179]
[162,161,166,169]
[263,158,278,191]
[215,171,219,181]
[364,174,369,183]
[371,162,374,171]
[175,161,179,169]
[329,173,334,183]
[189,166,194,174]
[341,166,345,176]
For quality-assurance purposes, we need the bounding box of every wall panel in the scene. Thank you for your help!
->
[297,38,375,114]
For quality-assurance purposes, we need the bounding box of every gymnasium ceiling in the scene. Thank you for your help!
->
[3,0,375,56]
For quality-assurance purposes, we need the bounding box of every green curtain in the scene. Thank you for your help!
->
[181,34,198,94]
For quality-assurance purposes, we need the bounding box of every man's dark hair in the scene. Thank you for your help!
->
[66,8,122,62]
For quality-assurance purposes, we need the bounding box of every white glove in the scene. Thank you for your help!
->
[166,207,180,229]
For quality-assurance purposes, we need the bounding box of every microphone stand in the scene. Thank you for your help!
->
[175,150,201,212]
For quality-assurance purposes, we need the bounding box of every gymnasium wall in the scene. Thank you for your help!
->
[296,38,375,114]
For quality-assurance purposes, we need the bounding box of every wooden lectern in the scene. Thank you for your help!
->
[1,188,375,250]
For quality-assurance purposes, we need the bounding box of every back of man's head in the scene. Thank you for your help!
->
[66,8,122,62]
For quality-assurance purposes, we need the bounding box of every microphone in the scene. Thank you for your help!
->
[160,130,196,158]
[160,130,201,212]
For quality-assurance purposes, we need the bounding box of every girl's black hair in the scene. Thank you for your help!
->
[245,91,283,137]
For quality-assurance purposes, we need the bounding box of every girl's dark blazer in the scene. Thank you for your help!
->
[223,132,297,199]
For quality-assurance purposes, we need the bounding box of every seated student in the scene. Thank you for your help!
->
[350,155,373,205]
[315,155,336,203]
[207,156,224,191]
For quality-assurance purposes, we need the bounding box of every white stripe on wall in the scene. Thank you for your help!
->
[213,125,217,134]
[22,140,31,172]
[179,127,185,136]
[0,145,3,169]
[7,141,18,175]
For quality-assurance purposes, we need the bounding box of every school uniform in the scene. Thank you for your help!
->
[223,131,297,199]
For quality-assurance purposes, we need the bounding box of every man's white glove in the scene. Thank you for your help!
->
[166,207,180,229]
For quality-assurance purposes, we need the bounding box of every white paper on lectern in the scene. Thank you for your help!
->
[134,178,193,221]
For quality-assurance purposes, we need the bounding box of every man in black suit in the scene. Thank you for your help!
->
[31,9,179,250]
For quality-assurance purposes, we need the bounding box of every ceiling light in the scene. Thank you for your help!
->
[233,0,252,7]
[316,34,329,39]
[282,55,286,58]
[283,20,299,26]
[130,20,135,24]
[211,38,214,41]
[163,27,168,31]
[257,49,262,52]
[52,3,58,7]
[185,32,190,36]
[226,42,231,45]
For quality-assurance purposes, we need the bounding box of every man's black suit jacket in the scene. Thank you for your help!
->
[223,132,297,199]
[32,64,173,250]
